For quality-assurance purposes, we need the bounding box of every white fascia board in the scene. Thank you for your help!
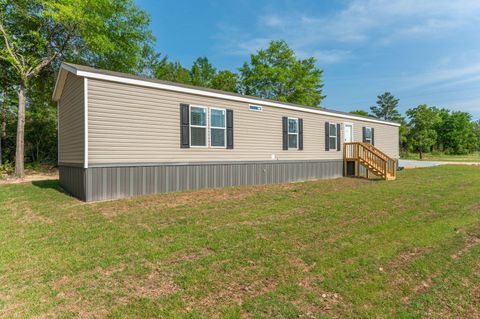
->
[59,65,400,127]
[52,64,79,101]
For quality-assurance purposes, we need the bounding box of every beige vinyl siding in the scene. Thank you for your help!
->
[87,78,399,165]
[58,73,84,165]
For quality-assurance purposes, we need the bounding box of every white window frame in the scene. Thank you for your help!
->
[328,122,338,151]
[288,117,299,149]
[210,107,227,148]
[365,127,373,144]
[190,105,208,148]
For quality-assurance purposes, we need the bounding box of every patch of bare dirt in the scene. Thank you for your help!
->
[96,186,263,217]
[412,273,438,294]
[185,277,278,312]
[49,262,180,317]
[96,177,367,218]
[388,247,431,269]
[451,235,480,260]
[0,171,58,185]
[289,256,317,273]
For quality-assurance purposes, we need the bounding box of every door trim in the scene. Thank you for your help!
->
[344,122,354,143]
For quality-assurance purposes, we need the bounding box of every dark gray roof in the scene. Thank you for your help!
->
[63,62,399,125]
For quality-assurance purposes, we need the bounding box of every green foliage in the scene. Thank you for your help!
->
[153,56,240,93]
[190,57,216,87]
[25,74,58,163]
[0,160,14,177]
[406,104,441,158]
[437,111,478,155]
[474,120,480,151]
[398,120,409,152]
[239,40,325,107]
[370,92,402,121]
[153,57,191,84]
[211,70,238,92]
[1,0,154,78]
[349,109,370,116]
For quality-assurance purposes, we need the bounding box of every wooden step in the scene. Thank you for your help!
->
[344,142,397,181]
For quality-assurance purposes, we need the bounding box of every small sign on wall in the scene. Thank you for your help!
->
[249,105,263,111]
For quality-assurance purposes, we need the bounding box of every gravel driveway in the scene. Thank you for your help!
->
[399,160,480,168]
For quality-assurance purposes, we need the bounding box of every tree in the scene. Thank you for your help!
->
[370,92,402,121]
[211,70,238,92]
[406,105,441,159]
[0,58,17,166]
[350,109,370,117]
[0,0,153,177]
[190,57,216,88]
[398,119,409,153]
[154,57,191,84]
[239,40,325,107]
[473,120,480,151]
[439,111,477,155]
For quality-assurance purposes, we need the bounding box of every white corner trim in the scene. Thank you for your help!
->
[57,101,60,166]
[84,78,88,169]
[56,64,400,127]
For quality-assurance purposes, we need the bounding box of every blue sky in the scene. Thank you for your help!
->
[135,0,480,120]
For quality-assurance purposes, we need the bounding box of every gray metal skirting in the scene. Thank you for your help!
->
[59,166,87,201]
[59,160,343,202]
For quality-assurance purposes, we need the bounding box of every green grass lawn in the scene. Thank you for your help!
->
[1,166,479,318]
[401,151,480,162]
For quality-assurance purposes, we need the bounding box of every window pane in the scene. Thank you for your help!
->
[191,107,206,126]
[365,127,372,139]
[288,134,298,148]
[288,119,298,133]
[329,137,336,150]
[211,128,225,147]
[191,127,206,146]
[329,123,337,137]
[211,109,225,128]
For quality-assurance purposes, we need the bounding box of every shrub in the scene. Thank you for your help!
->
[0,161,15,179]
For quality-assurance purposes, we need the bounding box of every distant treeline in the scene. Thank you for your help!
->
[351,92,480,159]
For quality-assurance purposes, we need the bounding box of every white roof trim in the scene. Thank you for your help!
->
[53,64,400,127]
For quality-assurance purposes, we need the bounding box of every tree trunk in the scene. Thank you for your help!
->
[419,149,423,160]
[15,83,26,178]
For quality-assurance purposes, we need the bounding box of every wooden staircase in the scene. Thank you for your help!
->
[344,142,397,181]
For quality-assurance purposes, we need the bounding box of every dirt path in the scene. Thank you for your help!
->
[0,171,59,185]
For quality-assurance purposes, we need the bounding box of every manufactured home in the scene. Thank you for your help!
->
[53,63,400,202]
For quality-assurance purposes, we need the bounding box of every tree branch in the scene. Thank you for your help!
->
[27,26,75,78]
[0,21,24,76]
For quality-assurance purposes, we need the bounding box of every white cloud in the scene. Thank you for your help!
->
[309,50,352,64]
[215,0,480,61]
[396,50,480,90]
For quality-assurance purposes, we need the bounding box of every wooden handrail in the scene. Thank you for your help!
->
[344,142,397,180]
[360,142,392,162]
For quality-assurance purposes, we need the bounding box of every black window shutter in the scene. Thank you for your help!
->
[362,127,366,143]
[226,109,234,149]
[371,127,375,145]
[180,104,190,148]
[282,117,288,150]
[298,119,303,150]
[336,123,341,151]
[325,122,330,151]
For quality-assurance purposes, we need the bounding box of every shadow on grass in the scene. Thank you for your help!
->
[32,179,70,196]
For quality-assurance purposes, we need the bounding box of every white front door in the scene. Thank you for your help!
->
[344,124,353,143]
